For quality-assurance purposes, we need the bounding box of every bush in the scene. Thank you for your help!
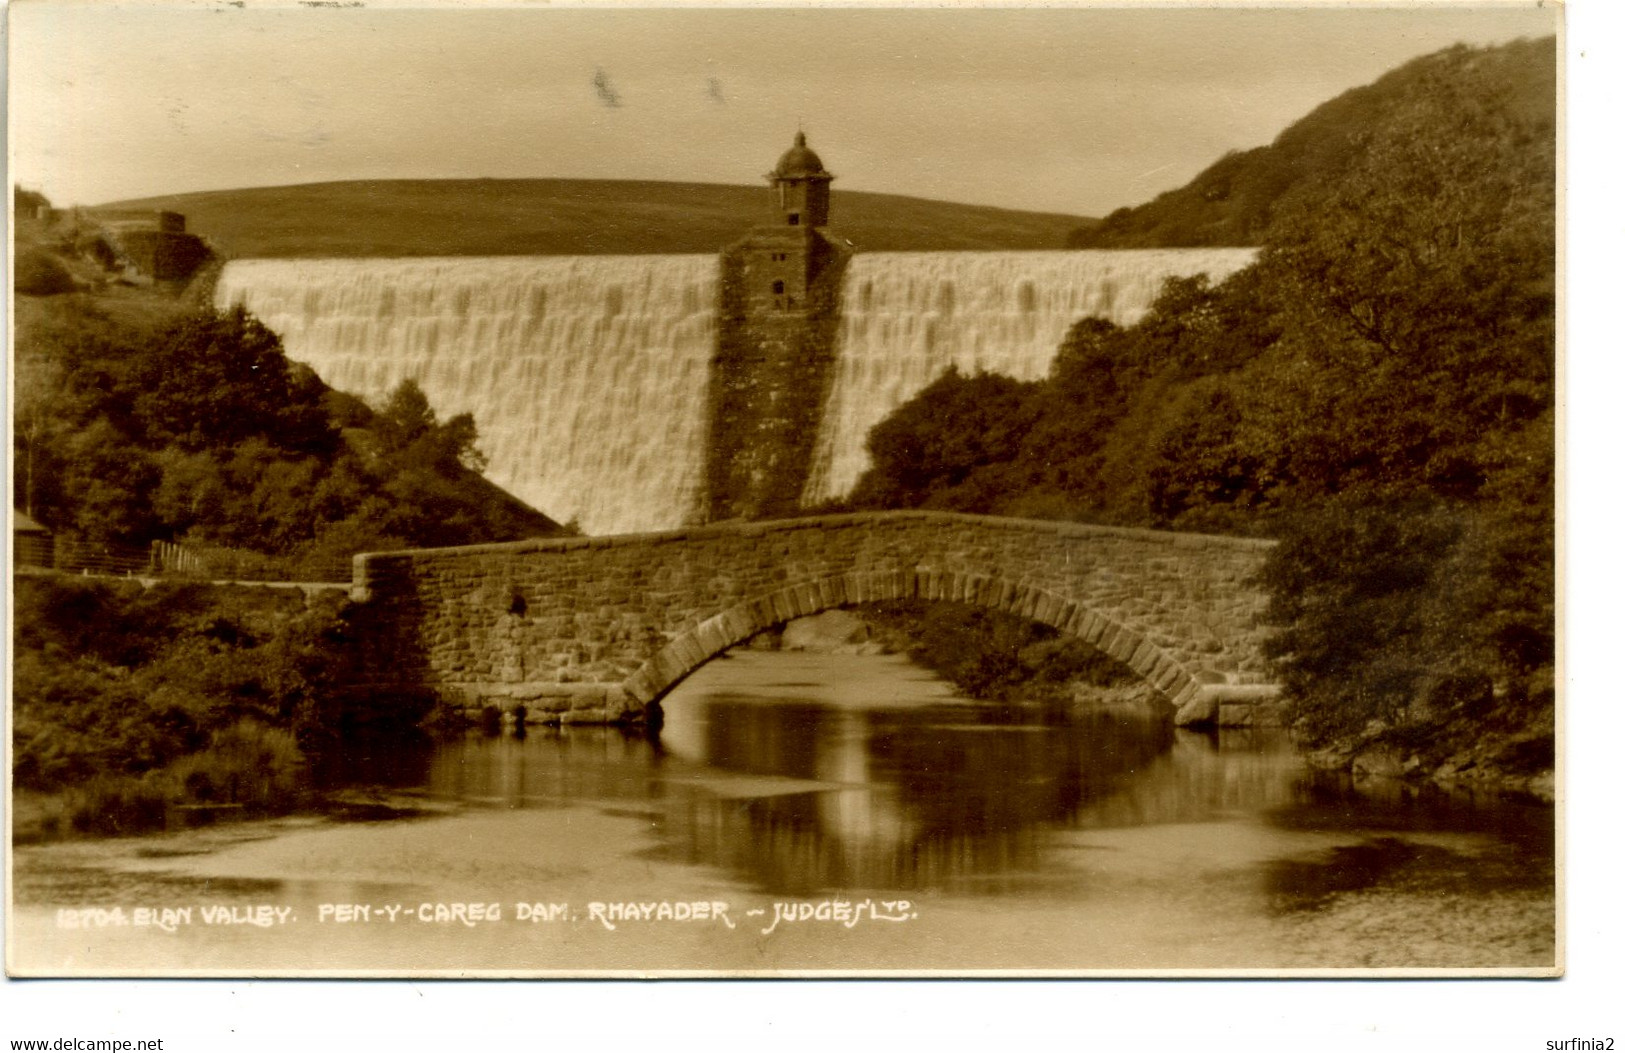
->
[164,722,305,809]
[850,369,1042,512]
[15,249,77,296]
[63,722,305,837]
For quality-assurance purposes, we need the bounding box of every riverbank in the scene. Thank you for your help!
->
[1305,716,1557,803]
[772,603,1553,802]
[11,574,437,841]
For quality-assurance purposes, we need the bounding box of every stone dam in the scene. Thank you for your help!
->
[215,248,1254,534]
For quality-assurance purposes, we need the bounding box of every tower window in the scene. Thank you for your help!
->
[772,280,785,294]
[788,213,800,226]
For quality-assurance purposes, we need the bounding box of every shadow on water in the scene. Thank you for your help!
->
[1263,834,1554,915]
[1268,767,1556,838]
[1265,837,1429,912]
[307,729,439,794]
[1258,769,1556,914]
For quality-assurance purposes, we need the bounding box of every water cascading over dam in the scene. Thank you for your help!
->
[801,249,1258,504]
[216,255,719,536]
[217,248,1255,535]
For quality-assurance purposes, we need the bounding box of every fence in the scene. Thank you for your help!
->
[36,538,156,577]
[17,537,353,584]
[148,540,354,583]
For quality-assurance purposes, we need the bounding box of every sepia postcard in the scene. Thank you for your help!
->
[8,1,1563,982]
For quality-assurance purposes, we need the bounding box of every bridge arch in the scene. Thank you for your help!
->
[350,511,1275,726]
[621,568,1202,709]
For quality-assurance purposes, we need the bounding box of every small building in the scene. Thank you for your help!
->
[13,510,54,569]
[82,208,211,283]
[739,131,839,315]
[13,187,53,222]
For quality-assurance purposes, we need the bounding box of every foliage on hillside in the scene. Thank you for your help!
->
[14,291,563,570]
[847,38,1556,775]
[13,198,107,297]
[103,179,1092,258]
[1068,37,1554,249]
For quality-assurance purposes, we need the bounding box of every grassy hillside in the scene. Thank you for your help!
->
[1069,36,1555,248]
[102,179,1094,259]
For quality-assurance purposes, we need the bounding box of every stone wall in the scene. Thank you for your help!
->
[351,511,1277,725]
[86,209,187,233]
[706,230,850,521]
[116,229,212,282]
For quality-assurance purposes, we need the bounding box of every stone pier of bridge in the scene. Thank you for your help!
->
[347,511,1279,727]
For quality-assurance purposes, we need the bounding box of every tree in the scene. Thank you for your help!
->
[54,418,161,543]
[1248,42,1554,503]
[373,379,488,474]
[134,305,337,456]
[374,378,437,453]
[14,352,64,518]
[849,368,1041,511]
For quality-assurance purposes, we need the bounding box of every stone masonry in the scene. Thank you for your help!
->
[706,131,850,521]
[349,511,1279,726]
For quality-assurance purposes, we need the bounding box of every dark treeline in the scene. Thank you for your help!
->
[843,39,1556,773]
[9,292,554,836]
[14,296,563,574]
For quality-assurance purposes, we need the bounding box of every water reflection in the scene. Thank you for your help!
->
[658,696,1186,894]
[290,652,1550,906]
[11,649,1557,972]
[327,657,1247,895]
[426,727,656,806]
[307,730,438,793]
[1270,766,1556,838]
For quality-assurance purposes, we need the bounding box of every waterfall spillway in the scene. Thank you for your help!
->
[217,248,1255,536]
[216,256,719,536]
[801,249,1258,504]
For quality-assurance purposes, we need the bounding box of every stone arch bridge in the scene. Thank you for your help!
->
[350,511,1279,727]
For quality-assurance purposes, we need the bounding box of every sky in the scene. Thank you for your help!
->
[8,2,1557,217]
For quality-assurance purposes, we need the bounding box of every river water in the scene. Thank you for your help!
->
[9,651,1555,975]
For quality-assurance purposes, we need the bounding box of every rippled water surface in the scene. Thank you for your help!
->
[11,651,1556,975]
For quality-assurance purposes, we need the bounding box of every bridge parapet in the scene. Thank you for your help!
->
[350,511,1277,725]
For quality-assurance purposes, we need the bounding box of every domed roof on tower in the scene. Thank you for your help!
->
[773,131,832,180]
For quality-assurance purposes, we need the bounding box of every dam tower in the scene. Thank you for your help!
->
[706,132,852,522]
